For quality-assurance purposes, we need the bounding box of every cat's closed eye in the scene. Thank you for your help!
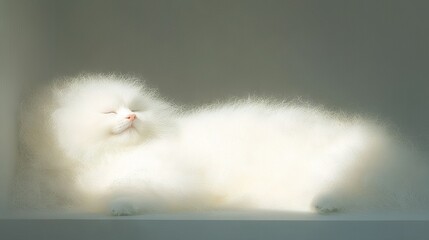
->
[103,111,117,114]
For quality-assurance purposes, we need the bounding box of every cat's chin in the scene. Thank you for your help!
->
[114,125,135,135]
[109,127,146,146]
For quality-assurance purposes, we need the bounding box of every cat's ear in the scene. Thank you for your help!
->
[51,84,68,106]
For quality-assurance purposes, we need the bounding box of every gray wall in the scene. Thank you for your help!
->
[1,0,428,213]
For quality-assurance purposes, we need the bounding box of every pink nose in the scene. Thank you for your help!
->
[126,113,136,121]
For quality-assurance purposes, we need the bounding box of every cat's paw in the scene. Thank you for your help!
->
[312,195,342,214]
[109,198,138,216]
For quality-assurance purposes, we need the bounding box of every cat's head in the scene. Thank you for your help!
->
[50,74,174,159]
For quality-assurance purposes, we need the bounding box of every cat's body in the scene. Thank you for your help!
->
[15,74,429,215]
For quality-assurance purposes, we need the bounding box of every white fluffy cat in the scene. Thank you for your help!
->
[16,74,429,215]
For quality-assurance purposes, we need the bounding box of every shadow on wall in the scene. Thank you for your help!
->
[0,82,16,214]
[0,0,13,214]
[0,1,54,213]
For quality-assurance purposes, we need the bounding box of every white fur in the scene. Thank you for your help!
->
[15,74,429,215]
